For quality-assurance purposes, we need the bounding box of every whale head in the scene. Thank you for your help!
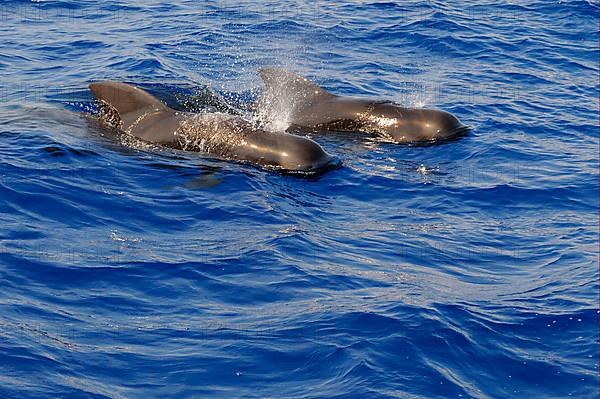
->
[276,134,341,174]
[234,129,341,175]
[367,104,469,143]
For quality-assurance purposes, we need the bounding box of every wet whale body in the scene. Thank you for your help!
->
[89,82,339,173]
[258,68,469,144]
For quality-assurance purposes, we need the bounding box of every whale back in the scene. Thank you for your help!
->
[257,68,341,128]
[258,69,379,128]
[89,81,186,144]
[89,81,171,131]
[258,68,335,103]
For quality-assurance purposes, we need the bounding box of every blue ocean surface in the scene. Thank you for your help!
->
[0,0,599,398]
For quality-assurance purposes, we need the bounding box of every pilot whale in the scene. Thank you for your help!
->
[257,68,468,144]
[89,82,338,173]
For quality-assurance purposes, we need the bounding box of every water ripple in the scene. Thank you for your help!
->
[0,0,598,398]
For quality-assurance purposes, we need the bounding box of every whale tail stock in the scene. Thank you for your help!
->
[89,81,171,131]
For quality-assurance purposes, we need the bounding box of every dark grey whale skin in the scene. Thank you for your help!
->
[258,68,469,144]
[89,82,338,173]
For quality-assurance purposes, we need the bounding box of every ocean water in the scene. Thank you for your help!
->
[0,0,599,398]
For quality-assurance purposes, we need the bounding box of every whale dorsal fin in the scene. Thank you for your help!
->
[258,68,335,105]
[89,82,170,130]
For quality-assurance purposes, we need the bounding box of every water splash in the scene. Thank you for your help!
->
[252,80,295,132]
[176,113,247,154]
